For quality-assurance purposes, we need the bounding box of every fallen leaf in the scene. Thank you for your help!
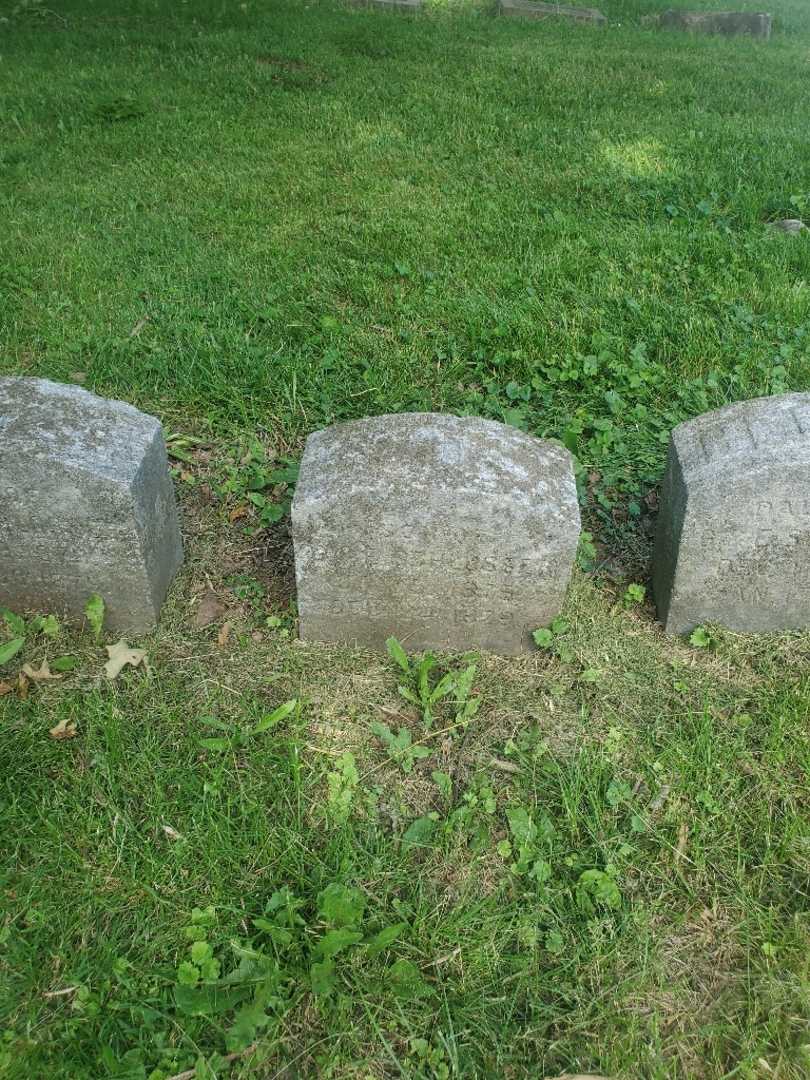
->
[229,505,248,522]
[193,590,225,629]
[129,316,150,337]
[0,680,13,696]
[675,822,689,863]
[217,621,233,648]
[162,824,183,841]
[42,986,79,999]
[49,718,77,740]
[547,1075,612,1080]
[22,660,63,682]
[17,672,29,700]
[104,640,148,680]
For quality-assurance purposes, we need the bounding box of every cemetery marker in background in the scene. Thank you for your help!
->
[292,413,580,654]
[0,377,183,633]
[653,393,810,634]
[650,9,772,38]
[498,0,607,26]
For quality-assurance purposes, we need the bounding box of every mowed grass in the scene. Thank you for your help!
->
[2,0,810,1077]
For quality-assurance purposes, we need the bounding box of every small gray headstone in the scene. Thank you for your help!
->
[499,0,607,26]
[654,9,772,38]
[768,218,808,235]
[0,377,183,633]
[292,413,580,654]
[653,393,810,635]
[348,0,420,10]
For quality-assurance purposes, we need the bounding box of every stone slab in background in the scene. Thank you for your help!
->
[653,393,810,635]
[292,413,580,655]
[348,0,421,11]
[653,9,772,38]
[0,377,183,633]
[499,0,607,26]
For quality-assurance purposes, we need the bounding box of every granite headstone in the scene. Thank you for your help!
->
[292,413,580,654]
[0,377,183,633]
[653,393,810,634]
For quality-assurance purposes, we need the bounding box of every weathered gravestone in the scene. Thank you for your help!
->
[652,9,772,39]
[653,393,810,635]
[499,0,607,26]
[349,0,420,11]
[0,377,183,633]
[292,413,580,654]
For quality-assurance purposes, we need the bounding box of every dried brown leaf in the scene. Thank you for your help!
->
[22,660,63,682]
[547,1075,612,1080]
[0,680,13,697]
[161,823,183,841]
[193,590,226,629]
[104,641,148,680]
[675,822,689,863]
[17,672,29,700]
[217,621,233,648]
[49,718,77,740]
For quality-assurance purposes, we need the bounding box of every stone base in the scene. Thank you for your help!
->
[499,0,607,26]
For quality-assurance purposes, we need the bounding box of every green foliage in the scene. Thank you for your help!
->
[622,583,646,607]
[386,637,480,730]
[0,637,24,667]
[531,617,575,662]
[218,442,299,532]
[370,720,433,773]
[83,594,105,642]
[689,626,717,649]
[326,751,359,822]
[575,868,623,914]
[197,700,299,752]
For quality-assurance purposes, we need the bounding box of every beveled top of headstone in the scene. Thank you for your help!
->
[0,376,161,484]
[295,412,576,506]
[670,393,810,480]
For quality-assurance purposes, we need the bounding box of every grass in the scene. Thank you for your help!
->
[2,0,810,1076]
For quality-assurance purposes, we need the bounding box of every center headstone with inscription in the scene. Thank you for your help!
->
[292,413,580,654]
[653,393,810,635]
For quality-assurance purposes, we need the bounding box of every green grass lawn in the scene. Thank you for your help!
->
[2,0,810,1076]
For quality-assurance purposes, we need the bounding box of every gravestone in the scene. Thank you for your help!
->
[349,0,420,10]
[652,10,772,38]
[499,0,607,26]
[292,413,580,654]
[653,393,810,635]
[0,377,183,633]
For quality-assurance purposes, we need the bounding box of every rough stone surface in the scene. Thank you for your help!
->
[653,393,810,635]
[499,0,607,26]
[292,413,580,654]
[0,377,183,633]
[349,0,420,10]
[654,9,772,38]
[768,218,808,235]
